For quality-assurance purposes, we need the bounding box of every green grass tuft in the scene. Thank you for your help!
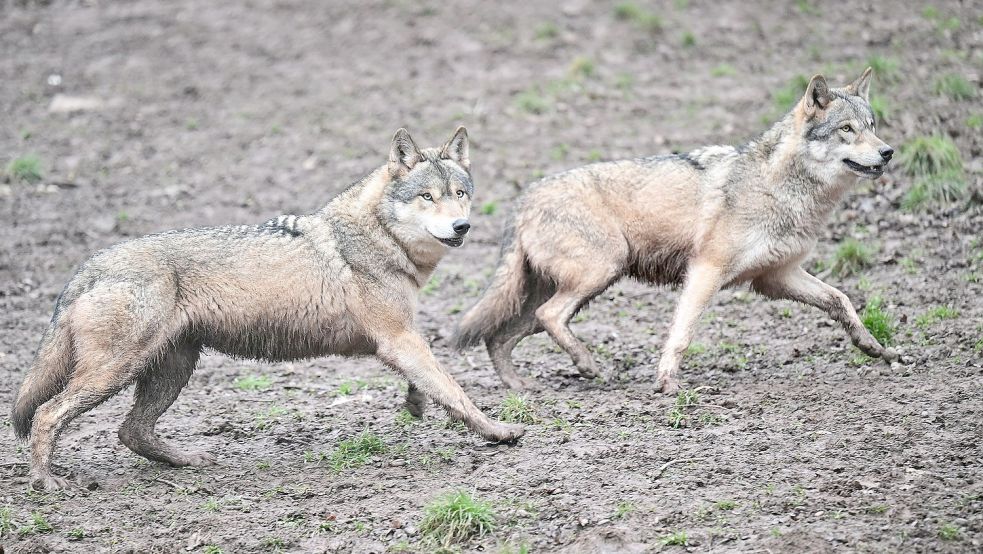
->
[831,238,874,277]
[866,55,900,83]
[938,523,960,541]
[328,431,385,472]
[480,201,498,215]
[772,74,810,113]
[661,530,688,546]
[681,31,695,47]
[613,2,663,33]
[420,490,495,547]
[869,94,890,123]
[235,374,272,391]
[935,74,975,101]
[861,295,896,346]
[515,88,550,114]
[498,392,537,424]
[899,135,965,210]
[569,56,595,79]
[915,305,959,328]
[6,154,43,183]
[534,22,559,40]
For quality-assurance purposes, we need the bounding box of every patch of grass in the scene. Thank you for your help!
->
[772,74,810,114]
[866,55,900,83]
[681,31,695,47]
[902,170,967,210]
[201,497,220,512]
[922,6,939,20]
[328,431,385,472]
[551,143,570,160]
[711,63,736,77]
[935,74,975,101]
[715,499,737,510]
[685,342,707,356]
[1,507,16,537]
[235,374,272,391]
[587,149,603,162]
[915,305,959,328]
[420,490,495,547]
[569,56,595,79]
[395,408,418,428]
[938,523,960,541]
[869,94,890,123]
[422,274,442,295]
[795,0,818,14]
[861,295,896,346]
[203,546,223,554]
[661,530,688,546]
[900,135,963,177]
[831,238,874,277]
[613,2,663,33]
[480,201,498,215]
[67,527,85,540]
[967,113,983,129]
[498,392,536,424]
[515,88,551,114]
[534,22,559,40]
[613,501,634,519]
[18,512,52,535]
[6,154,43,183]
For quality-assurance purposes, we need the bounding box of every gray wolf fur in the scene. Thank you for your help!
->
[12,126,524,491]
[454,68,899,392]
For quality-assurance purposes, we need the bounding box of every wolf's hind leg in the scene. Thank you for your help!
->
[118,344,213,467]
[535,275,615,380]
[486,312,543,390]
[378,331,525,443]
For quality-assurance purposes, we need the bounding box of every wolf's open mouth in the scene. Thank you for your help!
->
[843,159,884,177]
[435,235,465,247]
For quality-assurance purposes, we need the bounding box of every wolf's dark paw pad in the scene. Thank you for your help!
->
[404,399,426,418]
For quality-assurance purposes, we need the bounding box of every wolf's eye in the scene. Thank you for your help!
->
[456,190,465,198]
[422,192,433,201]
[840,124,853,133]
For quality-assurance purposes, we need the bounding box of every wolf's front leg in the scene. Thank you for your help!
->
[376,331,524,443]
[656,260,726,394]
[752,267,899,361]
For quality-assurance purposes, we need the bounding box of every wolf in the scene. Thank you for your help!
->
[454,68,899,392]
[11,126,525,491]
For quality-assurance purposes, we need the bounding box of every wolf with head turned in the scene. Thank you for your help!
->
[454,68,899,392]
[12,126,525,491]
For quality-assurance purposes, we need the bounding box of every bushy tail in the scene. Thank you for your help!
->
[12,318,74,439]
[452,228,528,350]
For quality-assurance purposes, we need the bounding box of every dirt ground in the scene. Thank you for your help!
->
[1,1,982,552]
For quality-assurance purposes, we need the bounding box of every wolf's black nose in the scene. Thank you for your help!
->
[452,219,471,235]
[879,146,894,161]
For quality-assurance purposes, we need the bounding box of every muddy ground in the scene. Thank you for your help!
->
[1,1,982,552]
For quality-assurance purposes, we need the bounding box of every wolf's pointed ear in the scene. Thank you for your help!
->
[389,128,422,179]
[845,67,873,101]
[803,74,831,119]
[440,126,470,171]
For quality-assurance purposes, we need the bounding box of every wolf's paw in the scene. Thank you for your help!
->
[501,374,541,391]
[404,398,427,418]
[169,451,217,467]
[482,422,525,444]
[881,347,900,362]
[30,473,71,491]
[657,377,681,395]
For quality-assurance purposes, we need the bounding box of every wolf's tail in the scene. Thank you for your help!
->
[452,225,529,350]
[12,316,74,439]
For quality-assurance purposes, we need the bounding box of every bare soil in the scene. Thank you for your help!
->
[1,1,981,553]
